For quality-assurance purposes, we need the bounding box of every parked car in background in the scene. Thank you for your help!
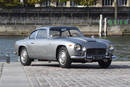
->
[15,26,115,68]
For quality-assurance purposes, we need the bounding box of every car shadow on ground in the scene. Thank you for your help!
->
[31,63,130,69]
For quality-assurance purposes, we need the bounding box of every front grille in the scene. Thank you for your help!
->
[86,48,106,56]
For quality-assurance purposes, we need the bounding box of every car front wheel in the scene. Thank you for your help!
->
[58,47,71,68]
[98,59,112,68]
[20,48,32,66]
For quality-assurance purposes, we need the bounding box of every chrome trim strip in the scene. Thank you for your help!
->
[71,52,86,59]
[71,52,116,60]
[71,56,86,59]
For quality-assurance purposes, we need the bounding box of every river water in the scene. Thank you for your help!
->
[0,36,130,62]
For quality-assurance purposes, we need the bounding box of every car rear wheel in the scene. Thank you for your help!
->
[20,48,32,66]
[98,59,112,68]
[58,47,71,68]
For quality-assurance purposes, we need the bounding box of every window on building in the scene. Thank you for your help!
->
[102,0,114,6]
[117,0,127,6]
[92,1,97,6]
[41,1,50,7]
[70,1,77,7]
[56,1,66,7]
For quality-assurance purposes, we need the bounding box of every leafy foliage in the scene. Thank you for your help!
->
[0,0,21,7]
[26,0,46,5]
[79,0,96,6]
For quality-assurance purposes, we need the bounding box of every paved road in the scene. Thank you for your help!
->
[0,63,30,87]
[0,61,130,87]
[25,61,130,87]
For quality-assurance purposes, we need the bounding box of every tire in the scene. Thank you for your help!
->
[98,59,112,68]
[57,46,71,68]
[20,47,32,66]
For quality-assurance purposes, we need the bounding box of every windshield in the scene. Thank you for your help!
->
[50,28,83,38]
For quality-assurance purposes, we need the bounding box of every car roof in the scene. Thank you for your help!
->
[36,26,78,30]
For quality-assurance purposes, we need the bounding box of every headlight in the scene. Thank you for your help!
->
[75,44,82,51]
[109,45,114,50]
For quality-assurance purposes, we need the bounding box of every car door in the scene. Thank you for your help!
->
[27,30,38,58]
[35,29,51,60]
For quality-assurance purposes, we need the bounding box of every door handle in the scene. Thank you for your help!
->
[31,42,35,44]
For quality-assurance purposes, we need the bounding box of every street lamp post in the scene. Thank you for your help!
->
[114,0,117,19]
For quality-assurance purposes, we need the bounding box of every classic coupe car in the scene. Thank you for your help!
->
[15,26,115,68]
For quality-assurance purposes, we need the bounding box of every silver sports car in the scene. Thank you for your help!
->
[15,26,115,68]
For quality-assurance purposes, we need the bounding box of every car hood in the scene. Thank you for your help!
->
[66,37,96,43]
[64,37,108,49]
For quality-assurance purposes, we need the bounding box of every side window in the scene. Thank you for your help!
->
[36,30,47,39]
[50,29,60,38]
[29,31,37,39]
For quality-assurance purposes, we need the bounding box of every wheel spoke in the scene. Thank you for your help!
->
[58,47,71,68]
[59,50,66,65]
[21,50,27,63]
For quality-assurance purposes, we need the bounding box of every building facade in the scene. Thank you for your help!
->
[39,0,130,7]
[95,0,129,7]
[19,0,130,7]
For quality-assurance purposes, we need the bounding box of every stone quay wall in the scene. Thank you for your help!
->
[0,7,130,36]
[0,24,129,36]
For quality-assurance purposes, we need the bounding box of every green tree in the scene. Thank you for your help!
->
[26,0,46,5]
[0,0,21,7]
[71,0,96,6]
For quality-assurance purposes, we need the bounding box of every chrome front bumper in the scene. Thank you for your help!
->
[71,54,116,60]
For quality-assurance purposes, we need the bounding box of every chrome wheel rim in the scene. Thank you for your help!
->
[21,49,28,63]
[59,50,66,65]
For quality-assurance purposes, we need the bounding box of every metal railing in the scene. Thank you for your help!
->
[108,19,130,25]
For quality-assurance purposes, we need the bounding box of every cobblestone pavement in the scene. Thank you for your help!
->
[24,61,130,87]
